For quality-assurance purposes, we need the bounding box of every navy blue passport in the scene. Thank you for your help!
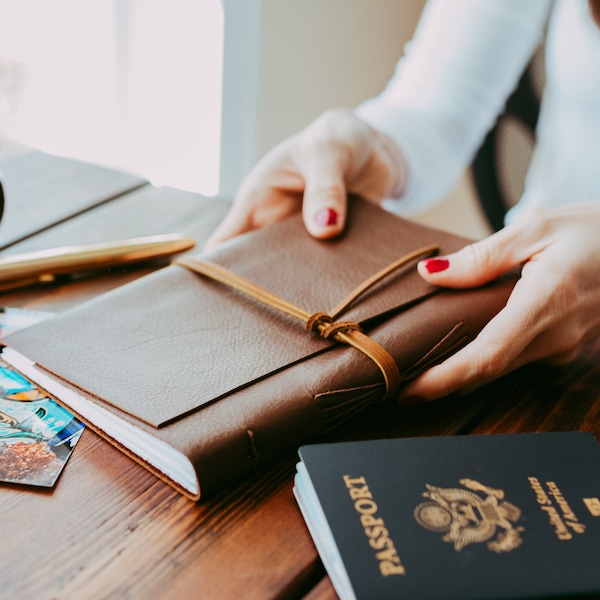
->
[294,432,600,600]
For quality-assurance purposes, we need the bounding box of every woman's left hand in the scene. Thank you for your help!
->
[398,203,600,404]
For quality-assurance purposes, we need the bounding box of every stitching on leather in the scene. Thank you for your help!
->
[314,385,383,433]
[315,384,382,410]
[406,335,470,379]
[411,322,464,369]
[404,322,470,380]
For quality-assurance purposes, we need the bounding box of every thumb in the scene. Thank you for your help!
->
[416,225,529,288]
[298,143,350,240]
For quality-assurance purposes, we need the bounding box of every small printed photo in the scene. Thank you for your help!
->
[0,359,84,487]
[0,307,84,488]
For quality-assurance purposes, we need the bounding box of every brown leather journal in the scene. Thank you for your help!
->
[2,198,516,500]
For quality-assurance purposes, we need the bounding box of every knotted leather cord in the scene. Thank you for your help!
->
[174,244,438,402]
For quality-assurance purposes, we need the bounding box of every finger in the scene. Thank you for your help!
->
[416,217,543,289]
[409,329,584,404]
[299,144,350,239]
[398,277,552,402]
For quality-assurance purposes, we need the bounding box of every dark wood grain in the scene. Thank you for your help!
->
[469,339,600,438]
[0,435,322,599]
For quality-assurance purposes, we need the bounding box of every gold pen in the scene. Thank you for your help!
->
[0,233,196,290]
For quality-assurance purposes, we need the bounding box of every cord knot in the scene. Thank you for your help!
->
[306,312,363,340]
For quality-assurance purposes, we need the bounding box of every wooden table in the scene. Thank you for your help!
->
[0,144,599,600]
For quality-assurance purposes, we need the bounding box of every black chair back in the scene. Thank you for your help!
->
[472,48,545,231]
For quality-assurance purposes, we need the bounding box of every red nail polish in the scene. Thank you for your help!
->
[315,208,338,227]
[422,257,450,274]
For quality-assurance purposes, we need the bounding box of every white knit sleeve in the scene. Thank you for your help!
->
[356,0,551,214]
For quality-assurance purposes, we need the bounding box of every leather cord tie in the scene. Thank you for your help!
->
[175,244,438,402]
[305,312,362,339]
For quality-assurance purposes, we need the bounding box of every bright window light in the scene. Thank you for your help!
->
[0,0,223,196]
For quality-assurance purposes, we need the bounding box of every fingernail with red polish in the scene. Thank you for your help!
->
[315,208,338,227]
[422,257,450,274]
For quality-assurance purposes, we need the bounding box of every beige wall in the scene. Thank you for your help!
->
[412,171,491,240]
[254,0,425,157]
[221,0,491,240]
[220,0,424,196]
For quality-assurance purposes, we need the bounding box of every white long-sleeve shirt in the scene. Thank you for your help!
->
[356,0,600,224]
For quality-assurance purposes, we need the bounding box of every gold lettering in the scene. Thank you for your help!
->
[375,547,399,562]
[546,481,579,523]
[360,514,384,528]
[528,476,551,506]
[354,498,378,513]
[343,475,367,488]
[349,485,373,501]
[380,561,406,576]
[365,525,387,539]
[343,474,406,577]
[566,520,586,534]
[529,477,588,538]
[583,497,600,517]
[541,505,572,540]
[369,532,391,551]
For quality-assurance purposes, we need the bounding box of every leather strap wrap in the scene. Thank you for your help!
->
[175,244,438,402]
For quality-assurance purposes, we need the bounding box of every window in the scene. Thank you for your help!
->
[0,0,223,195]
[1,1,426,202]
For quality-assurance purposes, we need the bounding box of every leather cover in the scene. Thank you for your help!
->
[3,197,517,499]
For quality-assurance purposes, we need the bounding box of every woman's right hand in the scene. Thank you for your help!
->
[204,108,407,249]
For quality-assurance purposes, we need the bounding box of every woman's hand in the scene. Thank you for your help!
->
[399,203,600,404]
[204,109,406,249]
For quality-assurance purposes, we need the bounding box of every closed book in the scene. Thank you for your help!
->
[294,432,600,600]
[1,198,516,500]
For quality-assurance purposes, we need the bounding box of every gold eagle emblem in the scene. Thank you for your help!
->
[413,478,524,553]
